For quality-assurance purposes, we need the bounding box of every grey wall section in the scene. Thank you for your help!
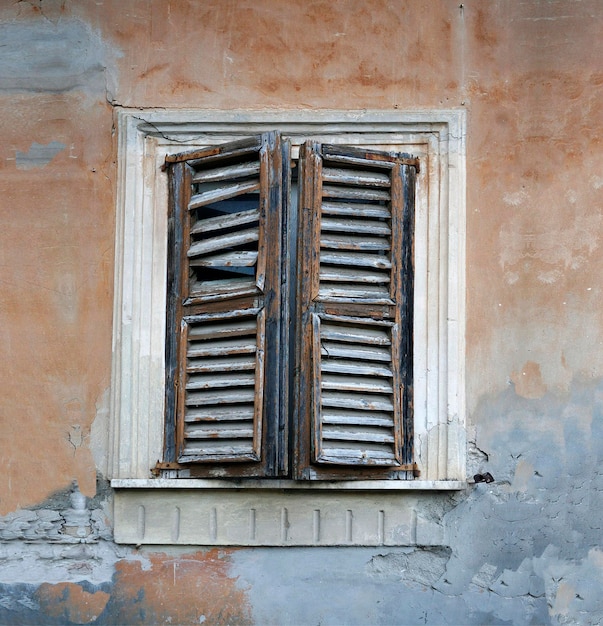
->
[0,19,110,94]
[231,548,548,625]
[230,378,603,624]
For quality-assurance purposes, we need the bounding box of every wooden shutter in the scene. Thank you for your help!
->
[295,142,418,480]
[165,133,287,477]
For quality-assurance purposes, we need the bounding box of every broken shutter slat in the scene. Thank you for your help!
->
[188,180,260,209]
[165,135,263,166]
[187,227,259,258]
[190,208,259,235]
[189,250,259,268]
[192,161,261,184]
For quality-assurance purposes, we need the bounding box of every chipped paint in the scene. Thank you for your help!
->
[35,583,110,624]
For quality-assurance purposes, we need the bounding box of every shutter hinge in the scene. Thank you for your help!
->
[151,461,181,476]
[398,156,420,174]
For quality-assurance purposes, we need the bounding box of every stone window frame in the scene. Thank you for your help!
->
[109,109,466,546]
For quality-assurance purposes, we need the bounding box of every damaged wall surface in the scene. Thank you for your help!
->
[1,0,603,624]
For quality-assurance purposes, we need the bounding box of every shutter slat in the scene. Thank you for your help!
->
[190,208,259,235]
[322,167,391,187]
[318,285,391,301]
[188,319,256,340]
[321,374,393,394]
[185,425,254,439]
[188,180,260,209]
[321,217,391,236]
[186,388,256,405]
[320,251,391,269]
[321,391,394,412]
[322,184,390,202]
[321,360,392,377]
[187,355,256,373]
[167,135,262,165]
[320,323,391,345]
[318,445,397,464]
[320,234,390,251]
[321,341,392,361]
[186,372,256,390]
[322,409,394,427]
[190,250,258,268]
[182,441,255,458]
[322,427,395,444]
[321,200,390,219]
[192,161,260,184]
[188,227,259,258]
[190,277,256,297]
[185,406,255,422]
[320,267,390,284]
[188,337,256,357]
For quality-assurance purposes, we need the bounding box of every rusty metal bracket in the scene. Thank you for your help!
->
[151,461,182,476]
[399,156,420,173]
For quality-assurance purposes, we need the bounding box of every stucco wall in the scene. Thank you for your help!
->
[1,1,602,624]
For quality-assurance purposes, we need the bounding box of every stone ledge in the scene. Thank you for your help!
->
[113,487,459,546]
[112,478,465,490]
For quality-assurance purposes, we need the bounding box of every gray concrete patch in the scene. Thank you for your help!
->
[16,141,65,169]
[0,18,118,97]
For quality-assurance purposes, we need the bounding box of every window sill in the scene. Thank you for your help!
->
[112,479,465,546]
[111,478,465,490]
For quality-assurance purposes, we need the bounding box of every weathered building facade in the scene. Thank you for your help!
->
[1,1,603,623]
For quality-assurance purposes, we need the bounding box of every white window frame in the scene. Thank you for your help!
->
[109,110,466,546]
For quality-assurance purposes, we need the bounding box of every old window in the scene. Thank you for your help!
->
[110,111,466,546]
[161,132,418,480]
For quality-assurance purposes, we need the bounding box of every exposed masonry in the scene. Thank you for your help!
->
[0,480,112,545]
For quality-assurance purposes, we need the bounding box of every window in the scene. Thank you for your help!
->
[160,132,418,480]
[110,111,466,546]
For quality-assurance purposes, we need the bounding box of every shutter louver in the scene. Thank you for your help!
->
[186,142,264,302]
[180,309,265,462]
[313,314,402,465]
[166,133,286,477]
[297,142,416,479]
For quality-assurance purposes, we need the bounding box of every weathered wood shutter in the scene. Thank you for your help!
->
[295,142,417,479]
[165,133,287,477]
